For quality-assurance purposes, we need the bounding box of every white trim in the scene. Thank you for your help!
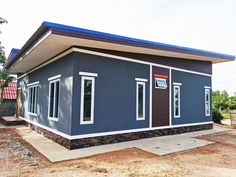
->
[17,73,27,80]
[80,76,95,125]
[205,88,211,116]
[17,87,22,90]
[169,69,172,126]
[48,117,59,122]
[28,85,38,115]
[173,82,182,86]
[48,79,60,121]
[73,48,212,77]
[204,86,211,89]
[48,74,61,81]
[27,112,37,117]
[17,47,73,80]
[19,116,213,140]
[19,116,70,139]
[79,72,98,77]
[149,65,152,128]
[174,85,181,118]
[135,78,148,82]
[73,121,214,139]
[25,30,52,58]
[27,81,39,87]
[17,47,212,80]
[10,30,52,72]
[136,82,146,121]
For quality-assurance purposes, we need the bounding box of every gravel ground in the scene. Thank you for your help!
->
[0,128,48,177]
[0,124,235,177]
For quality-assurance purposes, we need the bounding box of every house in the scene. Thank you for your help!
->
[0,81,17,116]
[4,22,235,149]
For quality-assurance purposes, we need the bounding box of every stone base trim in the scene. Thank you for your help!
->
[28,124,71,149]
[27,123,213,150]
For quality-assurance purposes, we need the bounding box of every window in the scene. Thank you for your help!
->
[80,76,95,124]
[174,85,181,118]
[28,85,38,114]
[205,88,210,116]
[48,79,60,120]
[136,82,145,120]
[155,78,167,89]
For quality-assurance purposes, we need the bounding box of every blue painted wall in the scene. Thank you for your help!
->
[71,52,150,135]
[17,49,212,137]
[17,53,74,135]
[171,70,212,125]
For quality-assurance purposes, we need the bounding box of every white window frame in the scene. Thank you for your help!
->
[155,78,167,89]
[135,78,148,82]
[80,76,95,125]
[205,88,211,116]
[27,82,39,116]
[48,78,60,121]
[48,74,61,81]
[79,72,98,77]
[173,85,181,118]
[136,81,146,120]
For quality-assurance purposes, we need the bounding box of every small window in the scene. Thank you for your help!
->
[28,85,38,114]
[174,85,181,118]
[155,78,167,89]
[136,82,145,120]
[205,88,210,116]
[48,79,60,120]
[80,76,95,124]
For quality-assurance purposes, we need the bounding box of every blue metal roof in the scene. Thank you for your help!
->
[6,48,20,64]
[42,21,235,60]
[5,21,235,70]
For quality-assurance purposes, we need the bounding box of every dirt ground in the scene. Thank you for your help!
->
[0,125,236,177]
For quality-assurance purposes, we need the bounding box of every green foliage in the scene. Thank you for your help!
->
[0,17,14,103]
[212,107,223,124]
[0,72,14,88]
[212,90,236,111]
[0,17,7,64]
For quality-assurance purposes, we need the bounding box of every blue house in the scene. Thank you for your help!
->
[5,22,235,149]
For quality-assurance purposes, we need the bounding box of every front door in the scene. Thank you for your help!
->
[17,89,21,117]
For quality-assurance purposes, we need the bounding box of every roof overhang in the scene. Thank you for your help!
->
[5,22,235,74]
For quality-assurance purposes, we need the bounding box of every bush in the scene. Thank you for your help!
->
[212,108,224,124]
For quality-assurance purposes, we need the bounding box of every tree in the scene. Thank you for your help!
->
[228,95,236,110]
[212,90,236,112]
[0,17,15,114]
[0,17,7,64]
[212,90,230,111]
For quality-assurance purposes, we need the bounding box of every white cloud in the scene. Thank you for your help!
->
[1,0,236,94]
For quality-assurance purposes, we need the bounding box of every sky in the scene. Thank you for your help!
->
[1,0,236,95]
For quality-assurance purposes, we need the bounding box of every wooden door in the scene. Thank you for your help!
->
[17,89,21,117]
[152,66,170,127]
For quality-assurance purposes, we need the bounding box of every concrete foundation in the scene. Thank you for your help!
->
[28,123,213,150]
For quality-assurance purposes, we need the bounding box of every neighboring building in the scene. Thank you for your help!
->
[4,22,235,149]
[0,81,17,116]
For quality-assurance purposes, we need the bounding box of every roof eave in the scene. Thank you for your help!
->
[5,21,235,71]
[4,23,49,70]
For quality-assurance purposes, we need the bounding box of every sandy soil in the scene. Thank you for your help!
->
[0,125,236,177]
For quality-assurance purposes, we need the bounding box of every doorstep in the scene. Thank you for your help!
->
[0,116,26,126]
[16,125,230,162]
